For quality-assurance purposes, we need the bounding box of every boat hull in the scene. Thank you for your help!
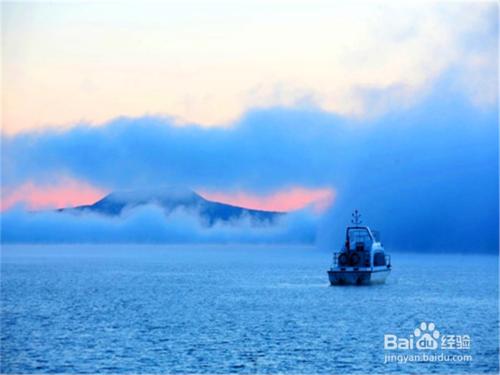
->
[328,267,390,285]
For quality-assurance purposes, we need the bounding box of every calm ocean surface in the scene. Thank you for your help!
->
[1,245,498,374]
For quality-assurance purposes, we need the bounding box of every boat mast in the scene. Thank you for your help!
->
[351,209,362,226]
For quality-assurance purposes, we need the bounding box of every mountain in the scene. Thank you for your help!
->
[59,186,284,226]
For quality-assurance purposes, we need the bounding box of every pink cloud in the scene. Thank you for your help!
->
[198,187,335,213]
[1,179,107,211]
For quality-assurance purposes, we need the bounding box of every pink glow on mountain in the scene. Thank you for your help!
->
[198,187,335,213]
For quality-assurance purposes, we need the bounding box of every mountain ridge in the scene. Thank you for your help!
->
[59,186,285,226]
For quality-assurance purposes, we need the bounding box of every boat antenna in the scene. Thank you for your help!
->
[351,210,362,225]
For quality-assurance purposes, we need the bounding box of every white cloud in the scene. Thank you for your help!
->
[2,1,497,133]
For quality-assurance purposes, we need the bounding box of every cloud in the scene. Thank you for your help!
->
[2,82,497,195]
[1,80,498,251]
[1,205,318,244]
[199,187,335,213]
[1,178,106,211]
[2,1,497,133]
[1,109,348,192]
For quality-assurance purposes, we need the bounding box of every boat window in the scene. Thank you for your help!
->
[347,228,372,250]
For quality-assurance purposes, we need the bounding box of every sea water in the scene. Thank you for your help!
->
[1,245,498,374]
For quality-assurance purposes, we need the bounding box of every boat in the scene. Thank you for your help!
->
[328,210,391,285]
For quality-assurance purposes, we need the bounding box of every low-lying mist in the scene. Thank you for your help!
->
[1,205,318,244]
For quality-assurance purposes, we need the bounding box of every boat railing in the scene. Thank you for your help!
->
[332,252,341,268]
